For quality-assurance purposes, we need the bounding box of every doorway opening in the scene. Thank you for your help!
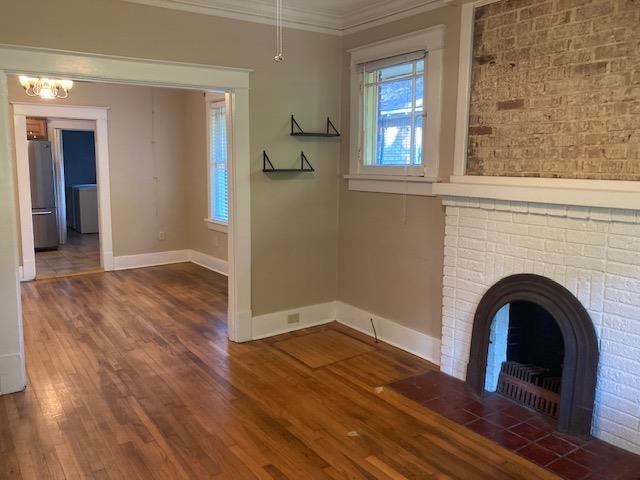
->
[0,46,252,399]
[13,103,111,282]
[29,119,101,278]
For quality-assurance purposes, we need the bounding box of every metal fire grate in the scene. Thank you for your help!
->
[497,361,561,418]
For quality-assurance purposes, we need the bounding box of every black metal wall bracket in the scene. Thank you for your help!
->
[262,150,314,172]
[290,115,340,137]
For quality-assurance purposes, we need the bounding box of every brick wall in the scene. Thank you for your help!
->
[440,196,640,453]
[466,0,640,180]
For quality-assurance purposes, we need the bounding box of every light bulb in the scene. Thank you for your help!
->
[39,87,55,99]
[18,76,32,88]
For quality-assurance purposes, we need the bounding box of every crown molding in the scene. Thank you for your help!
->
[342,0,453,33]
[121,0,453,36]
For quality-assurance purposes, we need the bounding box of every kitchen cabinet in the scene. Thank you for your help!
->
[26,117,47,140]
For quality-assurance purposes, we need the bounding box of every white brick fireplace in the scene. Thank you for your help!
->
[436,190,640,454]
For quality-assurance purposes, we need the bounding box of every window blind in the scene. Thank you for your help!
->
[357,49,427,73]
[210,103,228,223]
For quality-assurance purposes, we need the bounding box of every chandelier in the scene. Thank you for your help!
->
[19,76,74,99]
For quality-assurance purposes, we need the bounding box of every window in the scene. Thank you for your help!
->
[362,58,424,174]
[207,99,229,230]
[347,26,445,195]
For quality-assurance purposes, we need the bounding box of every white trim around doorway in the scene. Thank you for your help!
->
[13,104,112,281]
[0,44,252,394]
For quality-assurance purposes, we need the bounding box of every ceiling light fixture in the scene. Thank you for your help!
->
[273,0,284,62]
[19,76,74,99]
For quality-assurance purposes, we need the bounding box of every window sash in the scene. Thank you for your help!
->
[360,58,426,176]
[209,101,228,224]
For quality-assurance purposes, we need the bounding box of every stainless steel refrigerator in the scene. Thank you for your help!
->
[29,140,59,250]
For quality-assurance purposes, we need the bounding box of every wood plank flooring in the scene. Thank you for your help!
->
[0,263,558,479]
[274,330,375,368]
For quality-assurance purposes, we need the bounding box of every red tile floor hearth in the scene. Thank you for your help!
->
[389,371,640,480]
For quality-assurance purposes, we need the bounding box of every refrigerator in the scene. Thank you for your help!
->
[29,140,59,250]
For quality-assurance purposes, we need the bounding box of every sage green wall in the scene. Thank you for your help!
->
[337,4,462,338]
[0,0,342,317]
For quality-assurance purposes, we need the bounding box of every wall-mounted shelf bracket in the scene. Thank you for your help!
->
[262,150,314,172]
[290,115,340,137]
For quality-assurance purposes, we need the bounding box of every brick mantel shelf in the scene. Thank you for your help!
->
[434,176,640,211]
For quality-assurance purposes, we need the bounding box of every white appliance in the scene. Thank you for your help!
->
[71,184,98,234]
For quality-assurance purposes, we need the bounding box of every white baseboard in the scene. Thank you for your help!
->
[251,301,336,340]
[101,251,114,271]
[113,249,191,270]
[0,353,26,395]
[21,249,224,282]
[335,301,441,365]
[250,300,441,365]
[190,250,228,276]
[112,249,228,275]
[235,309,254,342]
[20,259,35,282]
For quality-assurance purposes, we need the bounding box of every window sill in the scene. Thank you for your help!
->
[204,218,228,233]
[344,174,440,196]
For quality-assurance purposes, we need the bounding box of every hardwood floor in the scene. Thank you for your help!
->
[0,263,557,479]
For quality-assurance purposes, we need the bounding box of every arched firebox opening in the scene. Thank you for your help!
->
[466,274,599,437]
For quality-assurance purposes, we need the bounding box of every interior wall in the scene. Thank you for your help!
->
[184,90,227,261]
[0,0,342,318]
[337,4,462,338]
[8,80,191,257]
[61,131,97,187]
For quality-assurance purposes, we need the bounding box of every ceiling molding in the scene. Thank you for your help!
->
[342,0,451,33]
[121,0,453,35]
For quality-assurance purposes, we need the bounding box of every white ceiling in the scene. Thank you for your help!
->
[122,0,453,34]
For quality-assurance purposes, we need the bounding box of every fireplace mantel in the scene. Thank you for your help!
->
[439,194,640,453]
[433,176,640,210]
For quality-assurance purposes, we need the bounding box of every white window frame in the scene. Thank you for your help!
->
[346,25,445,196]
[205,92,230,233]
[361,56,426,177]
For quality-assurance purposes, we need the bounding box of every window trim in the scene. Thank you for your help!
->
[347,25,445,195]
[205,217,229,233]
[205,93,229,232]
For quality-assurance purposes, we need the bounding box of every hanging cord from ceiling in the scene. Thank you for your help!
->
[274,0,284,62]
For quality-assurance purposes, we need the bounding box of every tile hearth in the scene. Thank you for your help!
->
[389,371,640,480]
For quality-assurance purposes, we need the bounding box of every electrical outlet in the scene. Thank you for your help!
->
[158,231,166,241]
[287,313,300,324]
